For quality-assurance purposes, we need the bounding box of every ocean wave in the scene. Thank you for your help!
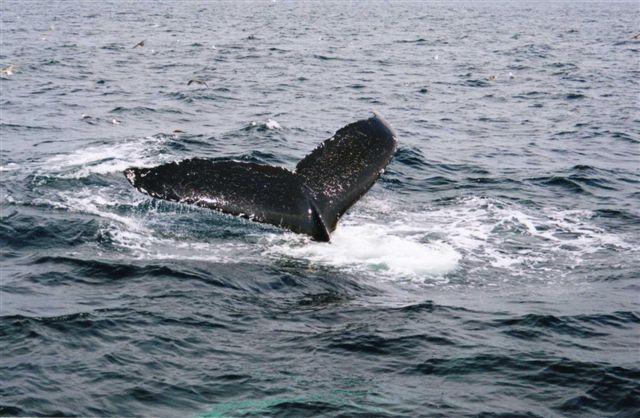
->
[166,91,239,103]
[41,134,176,178]
[394,147,428,168]
[110,106,188,115]
[466,312,638,339]
[0,209,98,250]
[312,54,356,62]
[395,38,428,44]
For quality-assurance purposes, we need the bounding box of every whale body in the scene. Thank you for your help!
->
[124,113,397,241]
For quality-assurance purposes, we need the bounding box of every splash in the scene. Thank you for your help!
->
[266,222,460,278]
[42,135,174,178]
[34,134,637,286]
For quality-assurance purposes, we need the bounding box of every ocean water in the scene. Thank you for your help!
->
[1,1,639,417]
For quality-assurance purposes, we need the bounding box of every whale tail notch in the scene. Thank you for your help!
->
[124,113,397,241]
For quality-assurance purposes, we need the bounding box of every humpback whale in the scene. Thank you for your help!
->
[124,113,397,241]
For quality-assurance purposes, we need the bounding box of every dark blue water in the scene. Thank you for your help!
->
[1,1,639,417]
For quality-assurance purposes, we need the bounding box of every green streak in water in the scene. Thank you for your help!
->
[196,389,384,417]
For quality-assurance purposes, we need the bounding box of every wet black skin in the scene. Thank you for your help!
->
[124,113,397,241]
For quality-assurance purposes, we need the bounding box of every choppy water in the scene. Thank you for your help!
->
[1,1,639,417]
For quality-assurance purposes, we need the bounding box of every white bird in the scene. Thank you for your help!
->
[1,64,16,76]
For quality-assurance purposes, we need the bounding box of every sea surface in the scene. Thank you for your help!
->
[1,1,639,417]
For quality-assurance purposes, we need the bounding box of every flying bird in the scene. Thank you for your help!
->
[132,40,145,48]
[187,79,209,88]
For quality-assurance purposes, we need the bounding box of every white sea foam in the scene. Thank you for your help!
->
[104,225,249,263]
[53,187,147,232]
[412,196,637,278]
[266,222,460,278]
[43,135,173,178]
[52,186,256,263]
[265,195,636,283]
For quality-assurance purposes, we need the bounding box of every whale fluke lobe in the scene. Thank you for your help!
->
[124,114,397,241]
[125,160,331,241]
[296,113,397,231]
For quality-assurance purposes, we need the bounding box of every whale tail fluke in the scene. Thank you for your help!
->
[124,113,397,241]
[124,160,332,241]
[295,112,397,231]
